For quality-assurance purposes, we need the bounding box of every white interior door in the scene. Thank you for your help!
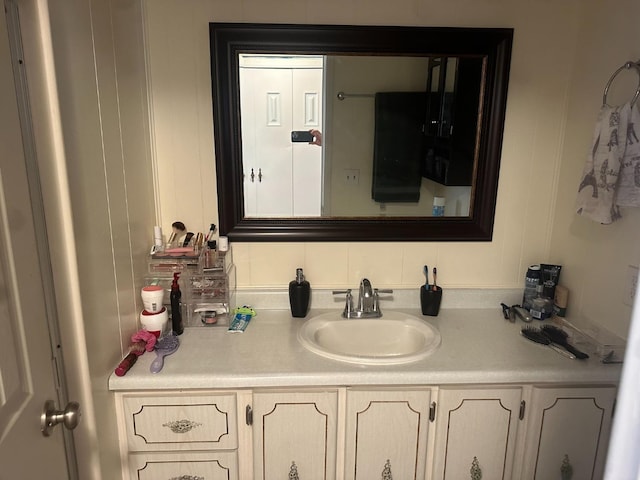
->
[0,6,70,478]
[240,56,323,217]
[240,67,294,217]
[291,67,322,216]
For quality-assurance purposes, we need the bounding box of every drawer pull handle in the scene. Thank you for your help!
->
[382,459,393,479]
[169,476,204,480]
[470,456,482,480]
[162,419,202,434]
[289,461,299,480]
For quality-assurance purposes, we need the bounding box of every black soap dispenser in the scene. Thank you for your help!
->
[289,268,310,318]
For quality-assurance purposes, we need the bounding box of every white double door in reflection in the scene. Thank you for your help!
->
[239,55,323,217]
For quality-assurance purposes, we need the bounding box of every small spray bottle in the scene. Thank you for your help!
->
[289,268,310,318]
[170,272,183,335]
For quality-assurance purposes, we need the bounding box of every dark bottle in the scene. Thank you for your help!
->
[170,272,184,335]
[289,268,310,318]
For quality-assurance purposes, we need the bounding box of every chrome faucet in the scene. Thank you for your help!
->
[358,278,374,313]
[333,278,393,319]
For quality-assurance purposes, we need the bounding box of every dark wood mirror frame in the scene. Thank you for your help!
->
[210,23,513,242]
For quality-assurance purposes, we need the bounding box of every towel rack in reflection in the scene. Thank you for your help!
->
[336,91,375,100]
[603,60,640,106]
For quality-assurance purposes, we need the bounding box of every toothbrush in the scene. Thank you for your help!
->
[423,265,429,288]
[432,267,438,291]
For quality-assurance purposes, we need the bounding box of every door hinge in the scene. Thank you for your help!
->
[429,401,437,422]
[519,400,526,420]
[245,404,253,425]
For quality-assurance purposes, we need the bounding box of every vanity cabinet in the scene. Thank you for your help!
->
[251,390,338,480]
[113,385,616,480]
[344,389,432,480]
[116,391,240,480]
[517,386,616,480]
[431,387,523,480]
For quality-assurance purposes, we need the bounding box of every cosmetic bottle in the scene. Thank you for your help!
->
[522,264,541,311]
[432,196,445,217]
[530,284,553,320]
[289,268,310,318]
[170,272,184,335]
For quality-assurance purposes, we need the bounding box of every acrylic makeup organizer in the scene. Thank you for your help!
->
[145,246,236,328]
[602,59,640,106]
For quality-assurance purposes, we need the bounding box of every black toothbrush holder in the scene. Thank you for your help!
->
[420,285,442,316]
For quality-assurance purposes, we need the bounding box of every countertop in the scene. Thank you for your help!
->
[108,308,622,391]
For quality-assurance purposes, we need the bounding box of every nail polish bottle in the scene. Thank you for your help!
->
[289,268,310,318]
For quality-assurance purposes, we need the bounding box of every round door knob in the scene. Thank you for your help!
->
[41,399,80,437]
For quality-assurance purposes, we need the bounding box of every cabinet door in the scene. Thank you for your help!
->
[431,387,523,480]
[252,390,338,480]
[344,389,431,480]
[519,386,616,480]
[129,451,237,480]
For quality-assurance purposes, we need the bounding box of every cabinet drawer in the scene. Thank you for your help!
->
[129,451,238,480]
[122,393,238,451]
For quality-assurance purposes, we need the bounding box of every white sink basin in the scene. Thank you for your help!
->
[297,311,441,365]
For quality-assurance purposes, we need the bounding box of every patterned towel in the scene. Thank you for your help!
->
[617,103,640,207]
[576,103,631,224]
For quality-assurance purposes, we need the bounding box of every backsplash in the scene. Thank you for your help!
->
[237,287,522,311]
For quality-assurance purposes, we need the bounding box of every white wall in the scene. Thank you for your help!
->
[44,0,154,477]
[550,0,640,338]
[145,0,582,293]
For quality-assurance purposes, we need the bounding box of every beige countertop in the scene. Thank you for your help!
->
[108,307,622,391]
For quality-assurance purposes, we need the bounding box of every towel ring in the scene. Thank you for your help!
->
[602,61,640,106]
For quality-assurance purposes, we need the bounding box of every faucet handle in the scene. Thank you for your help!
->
[372,288,393,314]
[332,289,351,295]
[333,289,353,318]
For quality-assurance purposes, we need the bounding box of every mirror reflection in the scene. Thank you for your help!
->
[210,23,513,241]
[238,53,483,219]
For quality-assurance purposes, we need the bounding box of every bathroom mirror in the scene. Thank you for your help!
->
[210,23,513,241]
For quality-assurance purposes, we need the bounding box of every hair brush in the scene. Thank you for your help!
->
[521,326,575,359]
[114,341,146,376]
[541,325,589,359]
[150,333,180,373]
[114,330,158,376]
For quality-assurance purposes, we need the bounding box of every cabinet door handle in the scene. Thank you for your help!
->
[245,404,253,425]
[519,400,526,420]
[289,461,300,480]
[470,456,482,480]
[561,454,573,480]
[429,401,437,422]
[381,459,393,479]
[258,168,263,182]
[250,168,255,182]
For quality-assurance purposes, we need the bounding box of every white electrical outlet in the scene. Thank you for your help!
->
[343,169,359,185]
[624,265,639,306]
